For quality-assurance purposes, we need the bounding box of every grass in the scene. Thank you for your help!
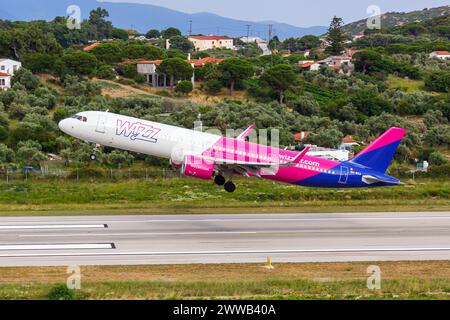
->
[387,75,428,94]
[1,261,450,299]
[0,178,447,215]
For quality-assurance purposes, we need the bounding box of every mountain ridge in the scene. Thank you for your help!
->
[0,0,327,39]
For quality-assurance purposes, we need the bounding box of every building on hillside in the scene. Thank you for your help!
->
[339,136,360,150]
[429,51,450,60]
[187,35,234,51]
[136,57,224,88]
[0,58,21,76]
[299,61,321,71]
[0,72,11,90]
[0,58,21,90]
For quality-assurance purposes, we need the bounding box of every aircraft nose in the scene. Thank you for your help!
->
[58,118,71,133]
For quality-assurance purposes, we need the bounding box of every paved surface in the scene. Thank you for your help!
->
[0,212,450,266]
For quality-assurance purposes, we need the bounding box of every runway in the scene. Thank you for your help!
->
[0,212,450,266]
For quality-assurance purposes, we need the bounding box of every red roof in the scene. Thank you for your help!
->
[137,60,163,65]
[188,35,232,40]
[188,57,224,68]
[83,42,101,51]
[432,51,450,55]
[137,57,224,68]
[0,72,10,77]
[301,61,315,68]
[342,136,357,143]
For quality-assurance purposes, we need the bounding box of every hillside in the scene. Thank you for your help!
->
[0,0,327,39]
[343,5,450,35]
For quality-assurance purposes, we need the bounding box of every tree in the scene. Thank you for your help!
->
[157,58,193,89]
[90,42,122,64]
[122,44,166,60]
[326,16,346,55]
[161,27,182,39]
[111,28,128,40]
[429,151,447,166]
[11,68,39,91]
[60,52,98,77]
[204,80,223,95]
[0,143,14,164]
[146,29,161,39]
[353,50,394,74]
[260,64,297,104]
[175,80,193,95]
[218,58,255,94]
[299,35,321,49]
[424,71,450,93]
[169,35,194,53]
[107,150,134,168]
[97,64,116,80]
[350,89,392,117]
[16,140,46,166]
[87,8,113,39]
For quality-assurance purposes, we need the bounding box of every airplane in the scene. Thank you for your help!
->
[58,111,406,193]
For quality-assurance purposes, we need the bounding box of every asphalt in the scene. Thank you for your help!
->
[0,212,450,266]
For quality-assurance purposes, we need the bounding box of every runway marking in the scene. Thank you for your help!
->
[19,231,258,238]
[0,224,107,230]
[1,247,450,258]
[91,216,450,224]
[0,243,115,251]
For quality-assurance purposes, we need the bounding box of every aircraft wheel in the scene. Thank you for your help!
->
[214,174,226,186]
[224,181,236,193]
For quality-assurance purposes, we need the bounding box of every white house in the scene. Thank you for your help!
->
[187,35,234,51]
[0,72,11,90]
[0,58,22,76]
[136,57,224,87]
[0,58,21,90]
[429,51,450,60]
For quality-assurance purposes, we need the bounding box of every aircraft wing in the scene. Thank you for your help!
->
[205,146,310,177]
[237,125,255,140]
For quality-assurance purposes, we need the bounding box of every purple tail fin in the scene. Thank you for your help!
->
[349,127,407,173]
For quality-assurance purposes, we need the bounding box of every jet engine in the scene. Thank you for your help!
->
[181,155,215,180]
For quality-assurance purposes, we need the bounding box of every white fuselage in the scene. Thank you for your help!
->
[58,111,221,163]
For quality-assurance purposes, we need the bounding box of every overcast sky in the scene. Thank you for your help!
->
[100,0,450,26]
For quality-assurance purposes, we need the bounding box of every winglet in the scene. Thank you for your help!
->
[280,146,310,167]
[291,146,310,164]
[237,125,255,140]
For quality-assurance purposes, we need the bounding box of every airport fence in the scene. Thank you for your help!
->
[0,167,182,183]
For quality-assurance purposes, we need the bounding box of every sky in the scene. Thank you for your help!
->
[100,0,450,26]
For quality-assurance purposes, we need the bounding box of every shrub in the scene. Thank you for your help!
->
[204,80,223,95]
[97,65,116,80]
[429,151,447,166]
[175,80,193,95]
[47,284,76,300]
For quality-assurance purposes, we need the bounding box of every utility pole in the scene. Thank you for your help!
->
[268,24,273,42]
[189,20,193,36]
[246,24,251,42]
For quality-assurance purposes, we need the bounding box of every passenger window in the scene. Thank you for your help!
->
[82,117,87,122]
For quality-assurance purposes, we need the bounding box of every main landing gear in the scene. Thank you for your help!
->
[214,174,236,193]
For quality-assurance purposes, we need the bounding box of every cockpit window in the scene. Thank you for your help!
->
[71,115,87,122]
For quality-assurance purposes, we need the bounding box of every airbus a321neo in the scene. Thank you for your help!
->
[59,111,406,193]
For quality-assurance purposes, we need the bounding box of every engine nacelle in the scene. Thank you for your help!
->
[181,155,215,180]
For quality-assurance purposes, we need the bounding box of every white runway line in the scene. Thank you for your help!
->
[19,231,259,237]
[0,243,114,251]
[0,224,107,230]
[1,247,450,258]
